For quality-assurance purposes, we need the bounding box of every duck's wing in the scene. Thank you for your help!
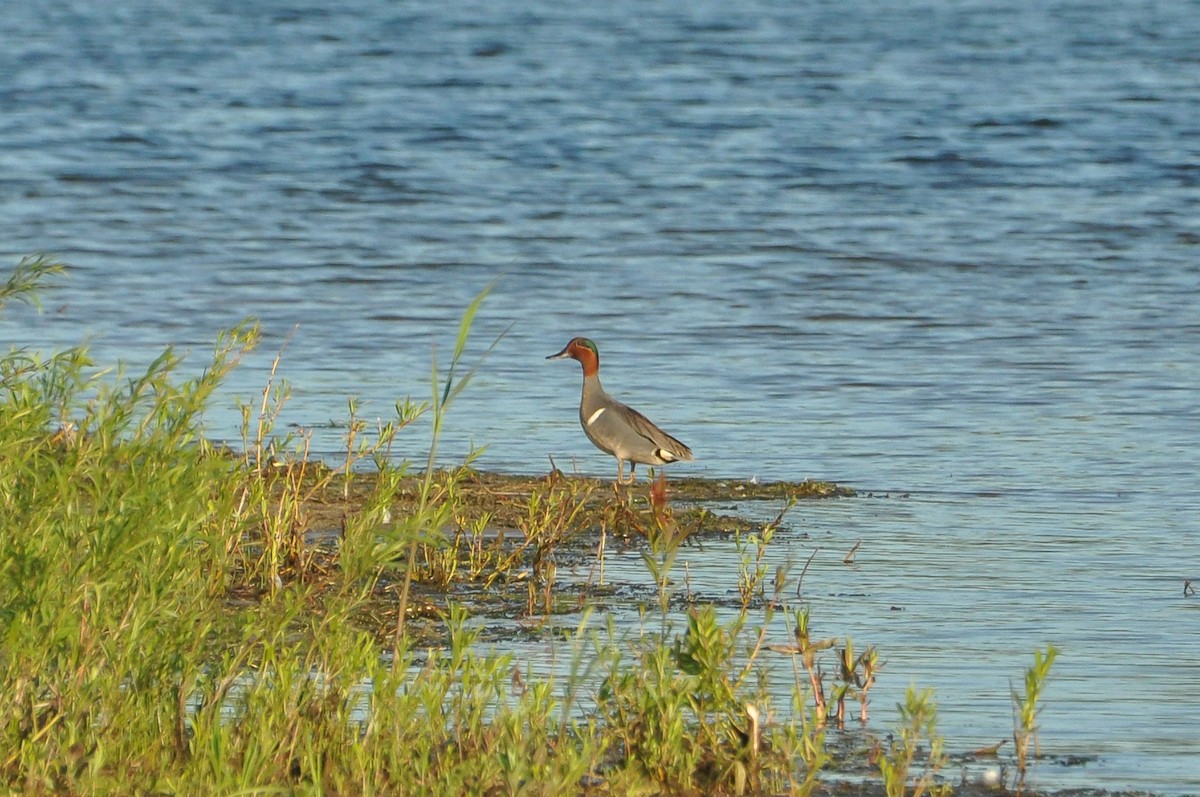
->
[613,401,694,462]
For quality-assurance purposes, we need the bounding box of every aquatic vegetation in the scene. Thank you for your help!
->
[1,257,1064,796]
[1013,644,1059,794]
[1,263,257,790]
[877,686,951,797]
[835,638,881,726]
[595,499,830,797]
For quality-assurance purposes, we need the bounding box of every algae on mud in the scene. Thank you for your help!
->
[295,465,853,542]
[257,462,855,642]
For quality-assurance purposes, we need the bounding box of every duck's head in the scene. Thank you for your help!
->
[547,337,600,375]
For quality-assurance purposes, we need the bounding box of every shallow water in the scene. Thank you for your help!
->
[3,0,1199,792]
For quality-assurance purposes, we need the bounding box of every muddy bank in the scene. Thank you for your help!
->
[296,466,855,539]
[247,466,855,639]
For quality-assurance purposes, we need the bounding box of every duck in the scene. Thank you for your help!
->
[547,337,693,484]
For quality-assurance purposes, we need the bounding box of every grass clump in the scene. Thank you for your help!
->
[1,272,256,786]
[877,686,951,797]
[1012,644,1058,794]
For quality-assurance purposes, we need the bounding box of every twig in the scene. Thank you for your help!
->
[843,540,862,565]
[796,547,819,598]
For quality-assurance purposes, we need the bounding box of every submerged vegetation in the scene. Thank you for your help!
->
[2,256,1060,796]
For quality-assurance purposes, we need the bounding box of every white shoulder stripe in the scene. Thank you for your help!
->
[586,407,607,426]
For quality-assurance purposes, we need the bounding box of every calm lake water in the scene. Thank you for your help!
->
[3,0,1198,792]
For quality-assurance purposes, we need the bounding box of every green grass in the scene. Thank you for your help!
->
[1012,645,1059,794]
[877,687,951,797]
[1,256,1060,796]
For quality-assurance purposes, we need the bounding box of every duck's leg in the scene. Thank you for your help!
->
[626,463,638,484]
[615,458,626,484]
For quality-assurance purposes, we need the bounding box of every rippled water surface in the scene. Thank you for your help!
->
[3,0,1199,792]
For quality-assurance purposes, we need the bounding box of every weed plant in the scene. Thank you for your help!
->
[1012,644,1058,794]
[878,687,951,797]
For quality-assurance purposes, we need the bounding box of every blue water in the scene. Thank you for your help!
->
[3,0,1199,792]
